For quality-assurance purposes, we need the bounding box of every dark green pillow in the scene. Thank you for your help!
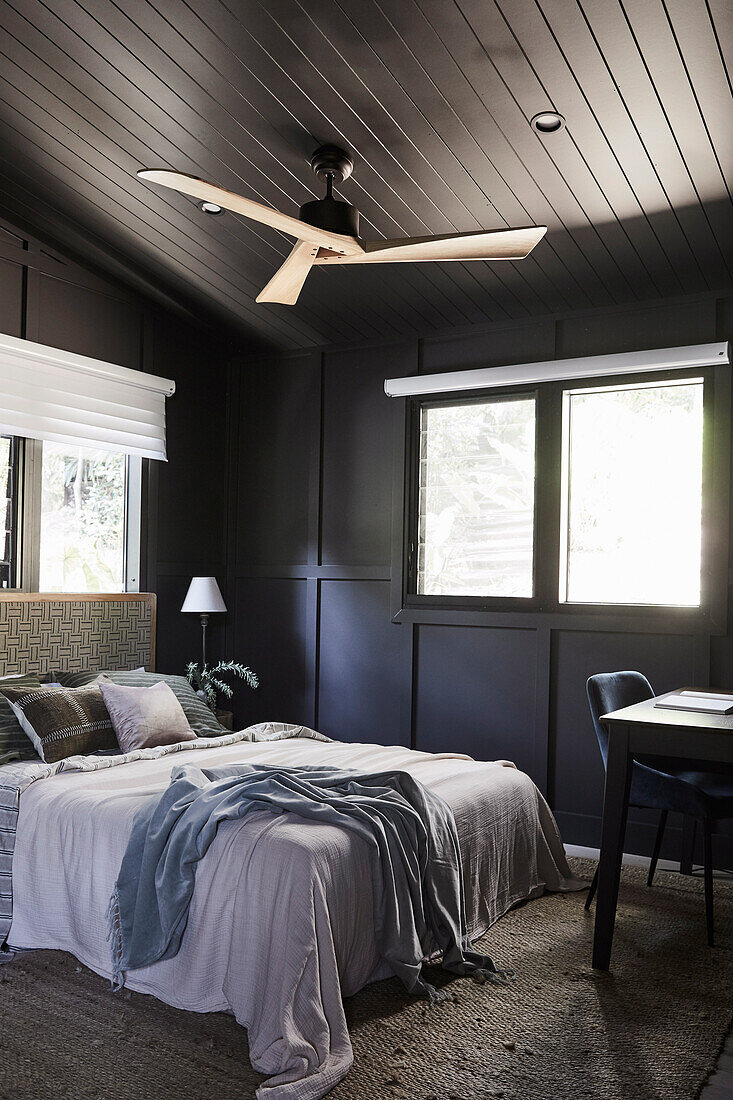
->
[0,674,44,762]
[56,670,226,738]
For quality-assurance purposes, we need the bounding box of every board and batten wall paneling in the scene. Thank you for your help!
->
[711,588,733,690]
[36,273,143,369]
[555,297,717,359]
[227,290,733,868]
[235,354,321,570]
[0,259,24,338]
[420,318,555,375]
[149,311,229,571]
[232,577,311,728]
[318,580,411,746]
[414,625,539,775]
[320,342,416,567]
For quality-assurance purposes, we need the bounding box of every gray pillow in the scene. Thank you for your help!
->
[0,674,45,762]
[97,677,197,753]
[56,670,226,738]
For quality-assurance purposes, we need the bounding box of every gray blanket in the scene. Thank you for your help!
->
[108,763,511,1000]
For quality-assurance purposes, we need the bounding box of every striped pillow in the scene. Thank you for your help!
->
[57,670,226,738]
[0,682,118,764]
[0,674,44,763]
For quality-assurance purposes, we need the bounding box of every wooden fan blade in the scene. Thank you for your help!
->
[314,226,547,265]
[256,240,319,305]
[138,170,363,257]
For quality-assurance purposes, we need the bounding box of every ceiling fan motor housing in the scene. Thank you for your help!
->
[299,196,360,237]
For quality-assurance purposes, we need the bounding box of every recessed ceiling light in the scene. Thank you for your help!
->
[530,111,566,134]
[198,200,224,215]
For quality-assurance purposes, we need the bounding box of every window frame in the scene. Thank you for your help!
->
[1,435,21,589]
[407,385,543,614]
[397,363,730,635]
[4,436,142,594]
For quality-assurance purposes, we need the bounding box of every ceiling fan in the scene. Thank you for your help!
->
[138,145,547,306]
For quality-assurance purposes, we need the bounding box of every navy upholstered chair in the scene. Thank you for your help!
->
[585,671,733,946]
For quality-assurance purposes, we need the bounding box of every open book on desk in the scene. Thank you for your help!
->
[654,690,733,715]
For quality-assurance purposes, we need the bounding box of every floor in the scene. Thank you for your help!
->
[565,845,733,1099]
[701,1030,733,1099]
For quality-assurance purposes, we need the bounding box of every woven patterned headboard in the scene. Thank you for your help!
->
[0,593,156,677]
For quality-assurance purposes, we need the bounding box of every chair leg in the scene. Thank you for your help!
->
[585,866,599,911]
[680,816,697,875]
[647,809,668,888]
[703,818,714,948]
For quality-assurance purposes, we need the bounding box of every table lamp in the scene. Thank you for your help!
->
[181,576,227,667]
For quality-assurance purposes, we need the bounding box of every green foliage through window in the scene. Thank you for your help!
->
[417,397,536,597]
[39,442,126,592]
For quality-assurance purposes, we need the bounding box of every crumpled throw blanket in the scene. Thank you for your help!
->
[107,763,512,1002]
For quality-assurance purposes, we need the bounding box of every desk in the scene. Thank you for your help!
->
[593,692,733,971]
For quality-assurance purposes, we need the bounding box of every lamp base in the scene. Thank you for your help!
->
[200,613,209,669]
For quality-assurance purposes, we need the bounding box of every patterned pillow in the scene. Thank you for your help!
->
[56,670,226,738]
[0,683,118,764]
[0,674,45,763]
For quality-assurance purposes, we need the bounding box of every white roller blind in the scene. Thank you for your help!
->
[0,332,175,461]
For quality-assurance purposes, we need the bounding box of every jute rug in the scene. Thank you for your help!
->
[1,859,731,1100]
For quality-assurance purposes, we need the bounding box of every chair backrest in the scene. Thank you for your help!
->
[586,671,654,768]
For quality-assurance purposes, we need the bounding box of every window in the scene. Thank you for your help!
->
[406,365,726,623]
[39,443,127,591]
[417,396,536,597]
[560,379,704,606]
[2,437,141,593]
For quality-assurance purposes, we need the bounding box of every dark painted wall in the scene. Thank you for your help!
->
[227,291,733,867]
[0,215,232,674]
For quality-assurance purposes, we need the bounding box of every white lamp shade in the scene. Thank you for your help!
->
[181,577,227,614]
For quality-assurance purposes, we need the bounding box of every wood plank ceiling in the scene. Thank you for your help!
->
[0,0,730,350]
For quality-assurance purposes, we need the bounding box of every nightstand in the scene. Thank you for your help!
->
[216,709,234,731]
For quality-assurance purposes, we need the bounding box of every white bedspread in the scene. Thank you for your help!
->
[8,737,579,1099]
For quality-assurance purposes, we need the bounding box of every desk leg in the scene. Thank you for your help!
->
[592,723,632,971]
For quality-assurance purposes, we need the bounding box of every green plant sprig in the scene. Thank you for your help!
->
[186,660,259,712]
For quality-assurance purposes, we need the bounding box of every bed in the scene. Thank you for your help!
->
[0,594,580,1100]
